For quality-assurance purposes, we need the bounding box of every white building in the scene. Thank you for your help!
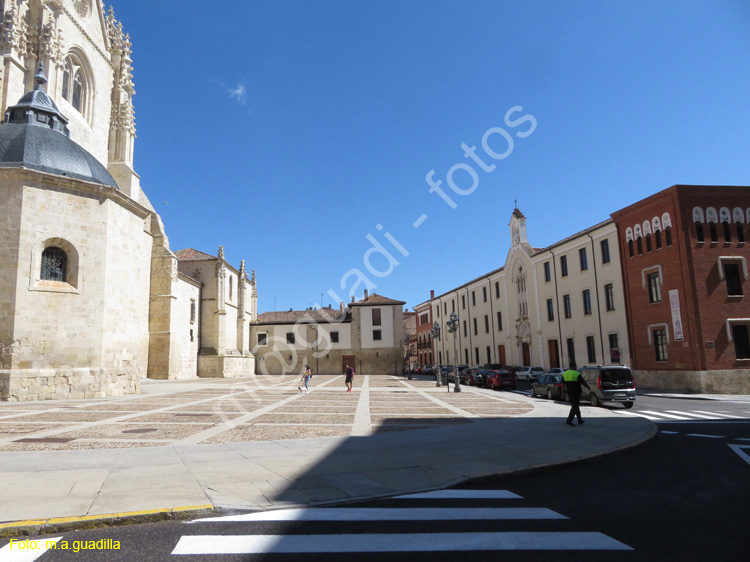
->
[423,208,631,370]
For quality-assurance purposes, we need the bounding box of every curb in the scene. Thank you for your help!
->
[0,505,215,539]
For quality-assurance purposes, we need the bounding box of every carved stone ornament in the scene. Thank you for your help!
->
[73,0,91,19]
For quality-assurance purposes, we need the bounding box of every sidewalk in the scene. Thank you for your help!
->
[0,375,656,536]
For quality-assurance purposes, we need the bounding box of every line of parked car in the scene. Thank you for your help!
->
[408,363,636,408]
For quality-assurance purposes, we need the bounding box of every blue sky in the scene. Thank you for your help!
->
[110,0,750,313]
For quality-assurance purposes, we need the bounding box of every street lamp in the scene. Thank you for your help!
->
[309,324,319,377]
[431,321,441,387]
[446,312,461,392]
[404,332,412,379]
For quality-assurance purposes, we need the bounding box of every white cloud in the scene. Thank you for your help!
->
[228,83,247,105]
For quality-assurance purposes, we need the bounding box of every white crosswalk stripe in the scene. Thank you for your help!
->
[620,408,747,422]
[172,532,632,554]
[174,489,632,555]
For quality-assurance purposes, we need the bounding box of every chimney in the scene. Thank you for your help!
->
[351,295,355,303]
[430,290,435,299]
[340,302,345,311]
[364,289,369,299]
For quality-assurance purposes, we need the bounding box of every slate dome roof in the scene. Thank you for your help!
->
[0,65,117,188]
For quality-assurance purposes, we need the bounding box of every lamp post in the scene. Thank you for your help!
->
[431,321,441,387]
[404,332,412,379]
[446,312,461,392]
[309,324,319,377]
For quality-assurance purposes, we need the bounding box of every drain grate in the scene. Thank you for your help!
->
[14,437,74,443]
[121,428,158,434]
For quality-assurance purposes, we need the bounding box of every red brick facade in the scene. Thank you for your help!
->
[612,185,750,392]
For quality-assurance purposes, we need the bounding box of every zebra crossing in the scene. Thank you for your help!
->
[619,408,747,422]
[170,489,632,556]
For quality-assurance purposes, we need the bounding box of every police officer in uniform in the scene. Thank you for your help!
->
[563,363,591,426]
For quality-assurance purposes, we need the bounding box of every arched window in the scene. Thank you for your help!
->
[41,247,67,282]
[61,52,92,121]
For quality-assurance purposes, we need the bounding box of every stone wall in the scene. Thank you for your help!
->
[256,348,404,377]
[636,369,750,394]
[197,354,255,379]
[0,366,141,401]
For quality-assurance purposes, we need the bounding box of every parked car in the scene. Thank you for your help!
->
[530,374,565,400]
[579,365,636,408]
[485,369,517,391]
[545,367,565,376]
[453,365,470,383]
[515,366,545,382]
[462,368,488,386]
[440,365,454,382]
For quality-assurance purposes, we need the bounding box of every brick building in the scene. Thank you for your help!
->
[611,185,750,393]
[414,293,434,367]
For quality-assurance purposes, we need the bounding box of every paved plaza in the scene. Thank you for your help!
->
[0,375,655,536]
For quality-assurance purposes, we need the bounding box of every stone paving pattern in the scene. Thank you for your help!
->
[0,374,532,451]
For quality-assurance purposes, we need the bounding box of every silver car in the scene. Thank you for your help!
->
[579,365,636,408]
[515,366,545,382]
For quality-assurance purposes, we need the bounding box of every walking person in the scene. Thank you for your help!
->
[563,363,590,426]
[299,365,312,394]
[345,364,354,393]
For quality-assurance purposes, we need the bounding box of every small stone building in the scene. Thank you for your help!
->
[250,292,406,377]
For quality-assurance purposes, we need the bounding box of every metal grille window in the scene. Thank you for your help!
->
[653,328,668,361]
[547,299,554,321]
[600,239,611,263]
[286,332,295,344]
[586,336,596,363]
[725,264,743,296]
[563,294,572,318]
[41,247,67,281]
[647,272,661,303]
[497,311,503,331]
[732,324,750,359]
[579,248,588,271]
[605,283,615,311]
[544,261,551,282]
[582,289,592,315]
[560,255,568,277]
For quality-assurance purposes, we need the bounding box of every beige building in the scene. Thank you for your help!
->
[0,1,256,400]
[422,208,631,370]
[250,292,406,377]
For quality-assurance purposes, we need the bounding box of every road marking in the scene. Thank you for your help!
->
[192,507,566,523]
[637,410,692,420]
[0,537,61,561]
[686,434,725,439]
[171,532,632,554]
[660,430,679,434]
[394,490,522,500]
[665,410,716,420]
[728,444,750,467]
[736,438,750,442]
[693,410,746,419]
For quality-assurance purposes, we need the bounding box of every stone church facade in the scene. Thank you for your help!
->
[0,1,256,401]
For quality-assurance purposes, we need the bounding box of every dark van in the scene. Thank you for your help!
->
[579,365,636,408]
